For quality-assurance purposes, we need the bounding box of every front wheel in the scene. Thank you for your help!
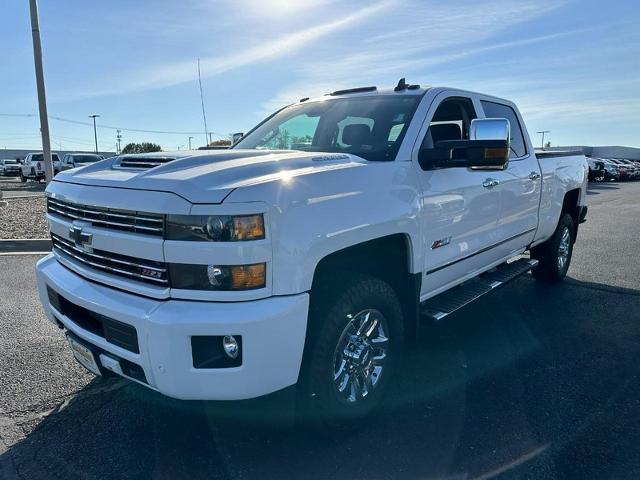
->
[301,273,404,423]
[20,173,27,183]
[531,213,575,283]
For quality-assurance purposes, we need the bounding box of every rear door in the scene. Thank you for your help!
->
[478,99,540,257]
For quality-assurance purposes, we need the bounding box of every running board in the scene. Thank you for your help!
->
[420,258,538,321]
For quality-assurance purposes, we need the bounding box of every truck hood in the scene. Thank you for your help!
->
[52,149,366,203]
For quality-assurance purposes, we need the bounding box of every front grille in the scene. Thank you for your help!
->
[48,286,140,354]
[47,197,164,237]
[52,233,168,286]
[117,156,176,169]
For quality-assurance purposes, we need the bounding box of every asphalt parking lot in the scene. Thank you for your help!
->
[1,181,639,480]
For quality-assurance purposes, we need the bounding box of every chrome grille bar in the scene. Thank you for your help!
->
[47,197,164,236]
[52,233,168,286]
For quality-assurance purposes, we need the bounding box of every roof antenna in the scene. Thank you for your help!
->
[394,77,408,92]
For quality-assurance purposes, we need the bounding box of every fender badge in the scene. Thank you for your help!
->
[431,236,451,250]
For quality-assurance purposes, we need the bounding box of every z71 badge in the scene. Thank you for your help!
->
[431,236,451,250]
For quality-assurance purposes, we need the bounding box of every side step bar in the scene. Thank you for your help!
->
[420,258,538,321]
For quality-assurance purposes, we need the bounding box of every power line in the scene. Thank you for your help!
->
[0,113,227,137]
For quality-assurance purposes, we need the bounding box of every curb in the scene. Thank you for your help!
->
[2,194,46,200]
[0,238,51,254]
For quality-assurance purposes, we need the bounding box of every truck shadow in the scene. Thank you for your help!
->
[2,276,640,479]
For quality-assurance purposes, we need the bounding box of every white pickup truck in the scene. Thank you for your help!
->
[36,81,588,420]
[20,152,61,182]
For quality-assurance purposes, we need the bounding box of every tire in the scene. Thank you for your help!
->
[20,173,27,183]
[531,213,575,283]
[300,272,404,423]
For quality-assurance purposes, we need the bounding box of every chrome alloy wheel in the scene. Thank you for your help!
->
[557,226,571,271]
[332,309,389,405]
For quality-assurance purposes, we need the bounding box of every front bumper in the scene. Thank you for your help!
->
[36,254,309,400]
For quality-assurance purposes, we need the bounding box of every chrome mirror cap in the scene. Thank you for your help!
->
[470,118,510,143]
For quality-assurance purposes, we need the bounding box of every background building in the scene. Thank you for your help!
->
[543,145,640,160]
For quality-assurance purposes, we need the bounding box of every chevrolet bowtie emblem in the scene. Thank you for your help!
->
[69,225,93,248]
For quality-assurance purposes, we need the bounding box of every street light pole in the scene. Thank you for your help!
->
[536,130,550,150]
[116,129,122,154]
[89,114,100,153]
[28,0,54,184]
[188,136,193,150]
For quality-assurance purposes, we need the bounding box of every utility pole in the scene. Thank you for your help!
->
[116,129,122,154]
[208,132,213,145]
[536,130,550,150]
[188,136,193,150]
[89,114,100,153]
[28,0,54,184]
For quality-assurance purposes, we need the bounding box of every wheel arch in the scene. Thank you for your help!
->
[309,233,421,340]
[561,188,581,242]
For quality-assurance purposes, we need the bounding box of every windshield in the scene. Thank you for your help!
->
[73,155,102,163]
[234,95,421,161]
[3,160,17,164]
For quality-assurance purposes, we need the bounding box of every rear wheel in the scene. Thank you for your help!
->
[301,273,403,423]
[531,213,575,283]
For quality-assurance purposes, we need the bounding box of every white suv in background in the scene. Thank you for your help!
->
[0,159,21,177]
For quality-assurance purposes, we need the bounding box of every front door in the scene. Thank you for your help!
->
[416,94,502,298]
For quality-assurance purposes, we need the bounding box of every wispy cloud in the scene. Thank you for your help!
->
[260,0,571,112]
[57,1,392,100]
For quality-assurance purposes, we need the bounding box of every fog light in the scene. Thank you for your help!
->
[222,335,239,359]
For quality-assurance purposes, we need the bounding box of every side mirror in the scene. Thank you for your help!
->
[232,132,244,144]
[420,118,511,170]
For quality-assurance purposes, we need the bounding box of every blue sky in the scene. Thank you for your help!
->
[1,0,639,152]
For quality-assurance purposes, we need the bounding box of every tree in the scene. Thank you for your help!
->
[208,139,231,147]
[121,142,162,154]
[544,141,552,148]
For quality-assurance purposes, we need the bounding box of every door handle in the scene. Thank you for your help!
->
[528,171,541,181]
[482,178,500,188]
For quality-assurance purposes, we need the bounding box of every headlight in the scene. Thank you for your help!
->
[166,214,265,241]
[169,262,266,290]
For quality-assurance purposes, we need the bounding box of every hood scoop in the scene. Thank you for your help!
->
[116,156,177,169]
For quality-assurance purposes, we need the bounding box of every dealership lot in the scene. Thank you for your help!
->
[1,182,639,479]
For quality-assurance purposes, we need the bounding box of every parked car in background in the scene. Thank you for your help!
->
[0,159,21,176]
[601,158,620,182]
[60,153,104,171]
[615,159,640,180]
[587,157,605,182]
[601,159,621,181]
[608,159,633,181]
[20,152,61,182]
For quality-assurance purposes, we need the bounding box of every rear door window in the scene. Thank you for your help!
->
[480,101,527,158]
